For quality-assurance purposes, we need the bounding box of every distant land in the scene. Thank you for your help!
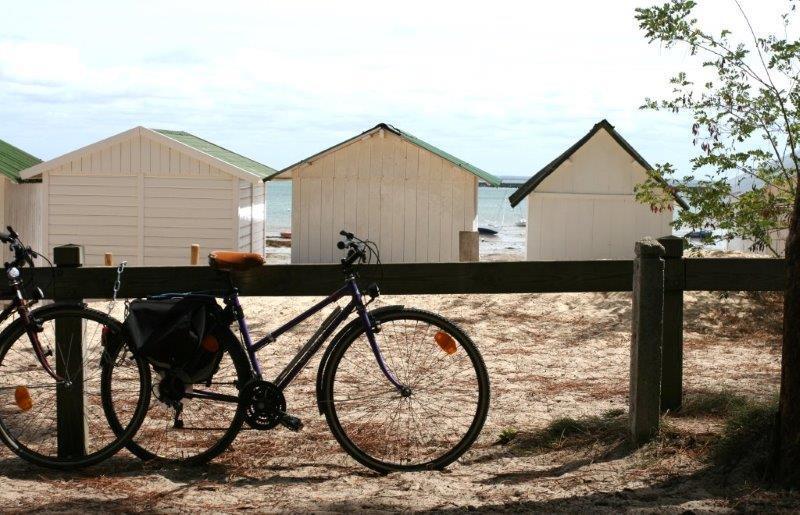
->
[479,175,530,187]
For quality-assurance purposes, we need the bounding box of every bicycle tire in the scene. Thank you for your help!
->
[0,304,150,469]
[320,308,490,474]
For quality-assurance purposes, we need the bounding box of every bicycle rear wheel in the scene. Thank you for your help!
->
[103,326,251,465]
[321,308,490,474]
[0,305,150,469]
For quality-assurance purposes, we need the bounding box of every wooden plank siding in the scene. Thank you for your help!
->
[143,176,232,265]
[237,179,266,254]
[48,174,139,265]
[3,179,43,264]
[526,130,672,260]
[37,129,264,265]
[291,131,478,263]
[239,179,253,251]
[251,181,266,255]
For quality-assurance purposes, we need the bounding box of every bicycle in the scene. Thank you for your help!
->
[0,227,150,469]
[104,230,490,473]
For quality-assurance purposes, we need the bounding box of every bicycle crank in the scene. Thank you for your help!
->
[240,379,303,431]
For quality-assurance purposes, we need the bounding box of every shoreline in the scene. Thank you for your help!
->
[265,224,527,264]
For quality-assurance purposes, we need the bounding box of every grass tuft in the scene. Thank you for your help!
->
[711,400,776,478]
[496,427,518,445]
[510,409,628,453]
[675,390,755,418]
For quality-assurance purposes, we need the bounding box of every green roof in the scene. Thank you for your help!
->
[153,129,277,179]
[273,123,502,186]
[0,138,42,182]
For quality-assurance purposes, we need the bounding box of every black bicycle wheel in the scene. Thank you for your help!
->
[103,326,251,465]
[0,304,150,469]
[321,308,490,474]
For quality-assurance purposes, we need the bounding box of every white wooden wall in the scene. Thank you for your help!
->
[238,179,266,254]
[726,229,788,256]
[526,130,672,260]
[38,131,259,265]
[2,179,43,263]
[291,131,477,264]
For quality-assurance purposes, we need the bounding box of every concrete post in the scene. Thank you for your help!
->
[459,231,479,262]
[630,238,665,445]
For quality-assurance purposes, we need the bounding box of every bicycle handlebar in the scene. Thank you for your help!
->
[1,226,36,269]
[338,230,367,268]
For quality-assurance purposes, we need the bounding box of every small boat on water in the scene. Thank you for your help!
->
[515,218,527,227]
[478,227,498,236]
[280,231,292,239]
[685,229,712,239]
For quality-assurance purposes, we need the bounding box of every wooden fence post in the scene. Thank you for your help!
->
[52,244,87,458]
[190,244,200,265]
[658,235,685,411]
[459,231,479,262]
[630,238,665,445]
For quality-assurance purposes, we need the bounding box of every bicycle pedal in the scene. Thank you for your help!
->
[279,413,303,432]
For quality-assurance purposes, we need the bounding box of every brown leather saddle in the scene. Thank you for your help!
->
[208,251,265,271]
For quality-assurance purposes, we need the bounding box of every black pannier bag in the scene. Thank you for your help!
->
[123,296,226,383]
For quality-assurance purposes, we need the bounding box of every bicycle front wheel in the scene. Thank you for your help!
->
[0,304,150,469]
[321,308,490,474]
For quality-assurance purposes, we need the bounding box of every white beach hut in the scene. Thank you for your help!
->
[0,138,44,261]
[508,120,688,260]
[269,123,501,264]
[20,127,276,265]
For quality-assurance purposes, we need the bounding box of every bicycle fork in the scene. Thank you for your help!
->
[6,275,62,383]
[348,280,411,396]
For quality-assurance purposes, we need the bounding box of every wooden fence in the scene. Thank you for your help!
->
[0,237,786,453]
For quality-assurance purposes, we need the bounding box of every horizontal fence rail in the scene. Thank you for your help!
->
[0,240,786,457]
[0,258,786,300]
[683,258,786,291]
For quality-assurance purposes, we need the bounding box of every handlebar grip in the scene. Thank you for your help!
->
[6,226,18,240]
[339,230,354,239]
[0,232,10,244]
[337,241,346,250]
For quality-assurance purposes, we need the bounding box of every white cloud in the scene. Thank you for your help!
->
[0,0,789,175]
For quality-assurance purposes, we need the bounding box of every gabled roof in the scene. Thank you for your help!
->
[508,119,689,209]
[269,123,502,186]
[0,138,42,183]
[20,127,276,183]
[153,129,277,180]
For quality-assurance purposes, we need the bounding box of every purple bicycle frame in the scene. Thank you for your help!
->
[228,275,405,392]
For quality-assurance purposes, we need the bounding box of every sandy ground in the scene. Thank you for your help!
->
[0,278,794,512]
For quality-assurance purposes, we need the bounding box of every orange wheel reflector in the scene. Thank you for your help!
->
[14,386,32,412]
[434,331,457,355]
[201,334,220,353]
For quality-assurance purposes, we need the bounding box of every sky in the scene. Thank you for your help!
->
[0,0,792,178]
